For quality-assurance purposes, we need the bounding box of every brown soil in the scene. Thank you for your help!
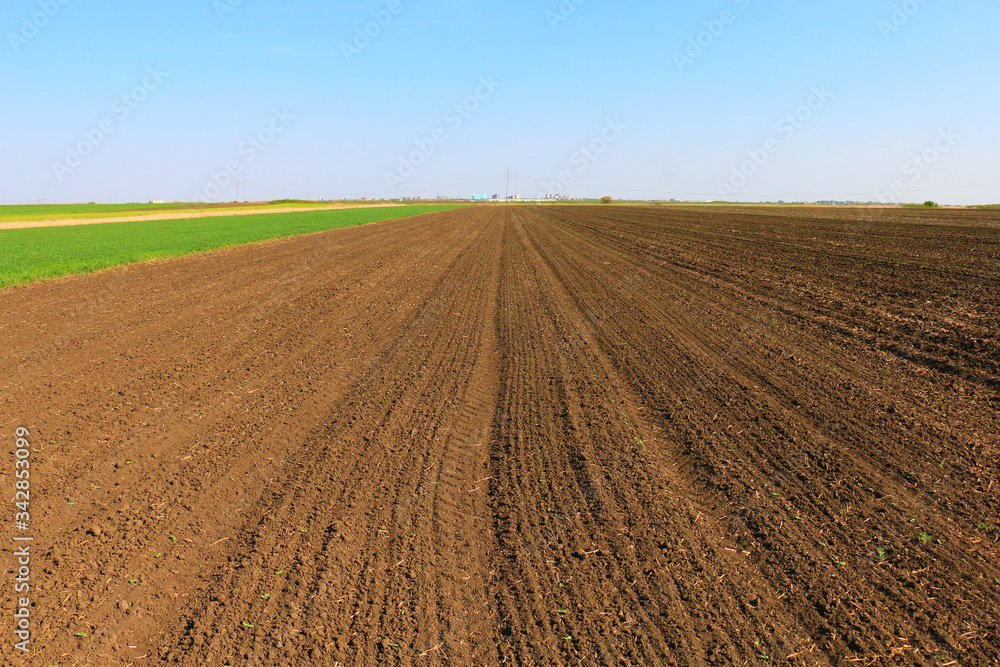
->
[1,205,998,666]
[0,203,404,231]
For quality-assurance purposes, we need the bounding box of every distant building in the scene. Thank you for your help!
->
[472,194,488,201]
[149,199,164,204]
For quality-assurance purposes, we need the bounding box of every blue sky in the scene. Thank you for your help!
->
[2,0,998,204]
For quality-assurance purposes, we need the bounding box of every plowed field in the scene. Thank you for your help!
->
[2,205,998,666]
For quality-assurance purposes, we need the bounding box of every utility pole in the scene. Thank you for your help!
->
[506,169,518,200]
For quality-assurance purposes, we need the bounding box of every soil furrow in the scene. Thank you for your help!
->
[1,204,996,666]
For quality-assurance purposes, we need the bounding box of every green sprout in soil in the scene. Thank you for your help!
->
[918,532,934,544]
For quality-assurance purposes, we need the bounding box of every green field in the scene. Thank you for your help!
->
[0,205,459,288]
[0,200,364,224]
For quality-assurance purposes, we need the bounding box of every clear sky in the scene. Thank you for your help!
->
[3,0,998,204]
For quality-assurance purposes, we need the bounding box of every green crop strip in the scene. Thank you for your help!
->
[0,205,461,288]
[0,200,374,223]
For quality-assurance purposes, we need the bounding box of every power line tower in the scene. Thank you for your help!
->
[506,169,518,200]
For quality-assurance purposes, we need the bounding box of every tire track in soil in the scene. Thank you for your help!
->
[486,208,817,665]
[522,205,1000,665]
[157,207,505,666]
[0,208,496,666]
